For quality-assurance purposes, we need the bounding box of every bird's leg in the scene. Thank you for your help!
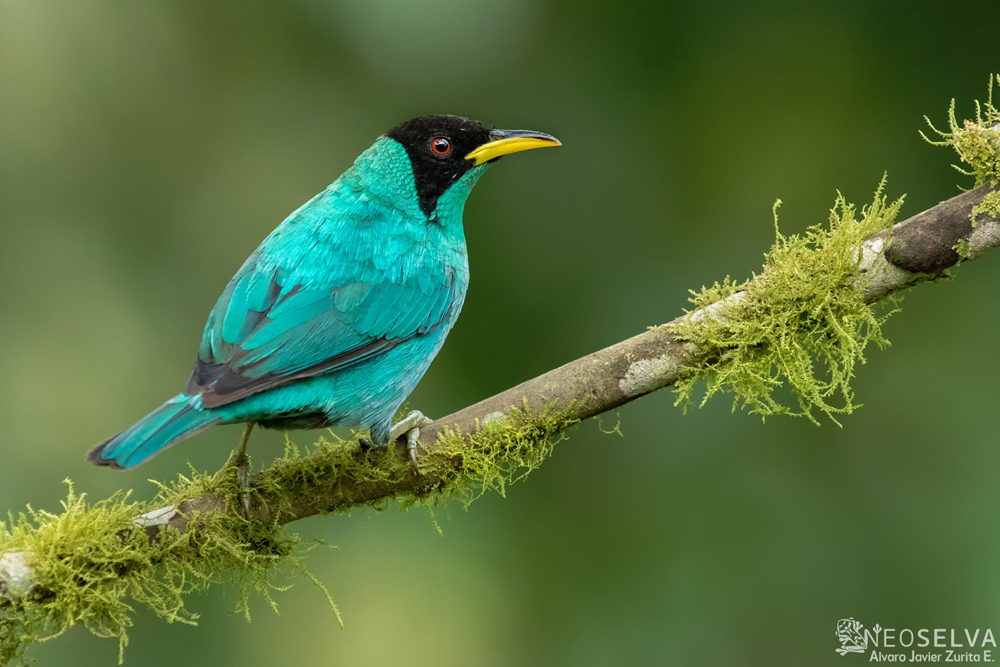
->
[226,422,255,517]
[389,410,433,470]
[235,422,254,461]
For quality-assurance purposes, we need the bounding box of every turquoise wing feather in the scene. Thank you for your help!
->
[187,245,459,409]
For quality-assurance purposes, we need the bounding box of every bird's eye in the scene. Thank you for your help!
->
[431,137,452,156]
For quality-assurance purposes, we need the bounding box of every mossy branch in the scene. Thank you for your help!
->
[3,78,1000,665]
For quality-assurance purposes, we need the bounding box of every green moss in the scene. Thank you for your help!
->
[419,401,578,507]
[250,402,577,514]
[954,238,973,261]
[0,474,328,666]
[246,433,413,518]
[971,190,1000,227]
[922,74,1000,188]
[668,179,902,425]
[0,403,577,665]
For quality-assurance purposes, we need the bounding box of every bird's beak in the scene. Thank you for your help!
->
[465,129,561,166]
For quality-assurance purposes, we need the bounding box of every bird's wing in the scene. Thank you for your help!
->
[186,252,458,409]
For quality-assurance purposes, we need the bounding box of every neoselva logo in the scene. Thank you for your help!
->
[836,618,997,662]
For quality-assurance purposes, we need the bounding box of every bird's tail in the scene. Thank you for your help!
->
[87,394,219,469]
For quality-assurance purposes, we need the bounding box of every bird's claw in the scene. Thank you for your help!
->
[406,428,421,470]
[389,410,432,441]
[390,410,432,471]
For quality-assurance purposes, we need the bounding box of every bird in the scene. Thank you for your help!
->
[87,114,560,471]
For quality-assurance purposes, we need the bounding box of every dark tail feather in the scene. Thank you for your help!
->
[87,394,218,469]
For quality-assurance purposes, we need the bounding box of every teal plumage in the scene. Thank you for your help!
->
[88,115,559,469]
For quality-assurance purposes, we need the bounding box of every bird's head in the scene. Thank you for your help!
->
[368,114,560,221]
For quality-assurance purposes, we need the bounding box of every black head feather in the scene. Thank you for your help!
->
[385,114,494,218]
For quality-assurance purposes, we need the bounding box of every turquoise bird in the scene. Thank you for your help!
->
[88,115,560,470]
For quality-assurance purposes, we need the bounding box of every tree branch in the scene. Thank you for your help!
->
[2,182,998,607]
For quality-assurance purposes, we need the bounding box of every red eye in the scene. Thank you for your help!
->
[431,137,452,155]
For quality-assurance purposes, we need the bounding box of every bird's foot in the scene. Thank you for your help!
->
[390,410,433,470]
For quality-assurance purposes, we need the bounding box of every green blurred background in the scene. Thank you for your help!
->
[1,1,998,665]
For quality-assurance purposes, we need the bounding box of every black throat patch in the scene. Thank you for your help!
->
[386,115,493,219]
